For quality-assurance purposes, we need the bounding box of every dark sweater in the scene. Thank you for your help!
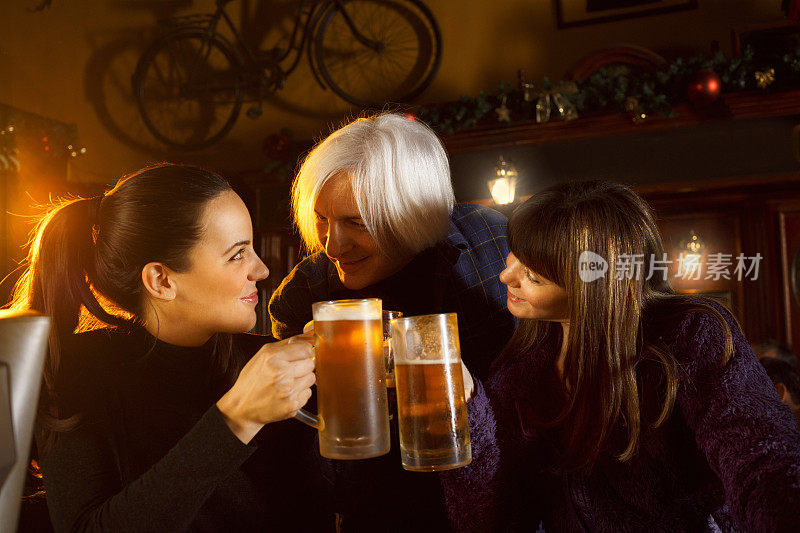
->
[40,327,330,532]
[442,300,800,532]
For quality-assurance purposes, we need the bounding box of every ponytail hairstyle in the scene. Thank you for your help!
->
[501,180,735,472]
[7,163,236,451]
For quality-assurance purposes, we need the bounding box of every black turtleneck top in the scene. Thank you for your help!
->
[40,326,329,532]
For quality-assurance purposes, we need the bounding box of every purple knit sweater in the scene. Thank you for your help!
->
[442,302,800,532]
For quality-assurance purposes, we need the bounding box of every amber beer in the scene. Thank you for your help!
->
[395,360,471,471]
[391,313,472,471]
[312,299,390,459]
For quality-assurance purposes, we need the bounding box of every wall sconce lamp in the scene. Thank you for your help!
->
[488,156,518,206]
[679,229,705,255]
[676,229,706,278]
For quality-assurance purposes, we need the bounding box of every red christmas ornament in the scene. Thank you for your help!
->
[263,133,290,161]
[686,69,722,107]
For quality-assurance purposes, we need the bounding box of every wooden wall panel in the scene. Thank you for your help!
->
[657,212,745,319]
[640,175,800,349]
[778,208,800,348]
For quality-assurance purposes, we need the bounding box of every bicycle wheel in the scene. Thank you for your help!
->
[133,29,244,150]
[313,0,442,107]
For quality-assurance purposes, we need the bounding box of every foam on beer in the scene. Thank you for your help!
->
[313,302,381,321]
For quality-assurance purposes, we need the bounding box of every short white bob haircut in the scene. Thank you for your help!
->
[292,112,455,257]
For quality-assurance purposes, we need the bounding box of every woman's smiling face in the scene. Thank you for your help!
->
[168,190,269,336]
[314,175,411,290]
[498,252,568,321]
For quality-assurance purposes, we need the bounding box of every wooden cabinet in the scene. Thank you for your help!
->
[656,211,744,310]
[777,201,800,347]
[637,175,800,347]
[254,230,300,335]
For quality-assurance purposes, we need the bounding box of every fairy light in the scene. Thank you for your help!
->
[0,122,86,157]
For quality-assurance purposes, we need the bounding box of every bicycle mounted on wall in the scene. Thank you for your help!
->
[131,0,442,150]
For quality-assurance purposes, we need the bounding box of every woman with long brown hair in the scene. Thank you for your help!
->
[7,163,323,531]
[445,181,800,531]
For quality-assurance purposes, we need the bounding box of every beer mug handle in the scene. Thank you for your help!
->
[292,322,322,430]
[294,409,322,430]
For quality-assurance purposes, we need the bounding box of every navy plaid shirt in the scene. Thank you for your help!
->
[269,203,515,380]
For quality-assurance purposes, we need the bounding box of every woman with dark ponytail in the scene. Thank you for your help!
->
[7,163,324,531]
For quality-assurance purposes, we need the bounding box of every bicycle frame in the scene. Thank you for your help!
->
[192,0,381,90]
[135,0,442,148]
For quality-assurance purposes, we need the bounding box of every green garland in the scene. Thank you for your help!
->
[416,46,800,135]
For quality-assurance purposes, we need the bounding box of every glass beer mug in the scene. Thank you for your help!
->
[390,312,471,471]
[294,298,391,459]
[382,310,403,388]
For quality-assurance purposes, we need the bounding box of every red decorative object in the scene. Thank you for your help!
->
[686,69,722,107]
[263,132,290,161]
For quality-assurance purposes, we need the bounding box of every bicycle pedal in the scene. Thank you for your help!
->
[246,106,263,119]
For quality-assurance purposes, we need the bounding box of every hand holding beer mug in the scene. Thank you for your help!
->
[391,313,472,471]
[294,298,391,459]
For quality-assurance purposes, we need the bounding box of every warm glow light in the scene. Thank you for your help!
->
[489,177,517,205]
[488,156,519,205]
[678,230,705,255]
[677,252,702,279]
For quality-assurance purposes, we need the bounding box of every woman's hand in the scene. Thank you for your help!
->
[217,334,316,443]
[461,362,474,402]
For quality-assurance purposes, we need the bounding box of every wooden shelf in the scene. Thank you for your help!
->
[442,89,800,154]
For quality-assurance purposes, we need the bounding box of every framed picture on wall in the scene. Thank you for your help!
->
[555,0,698,29]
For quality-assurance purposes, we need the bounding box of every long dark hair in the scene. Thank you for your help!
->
[7,163,238,452]
[501,180,735,472]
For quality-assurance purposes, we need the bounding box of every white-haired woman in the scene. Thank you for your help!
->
[268,113,515,532]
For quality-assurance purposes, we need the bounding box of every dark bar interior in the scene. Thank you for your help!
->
[2,1,800,531]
